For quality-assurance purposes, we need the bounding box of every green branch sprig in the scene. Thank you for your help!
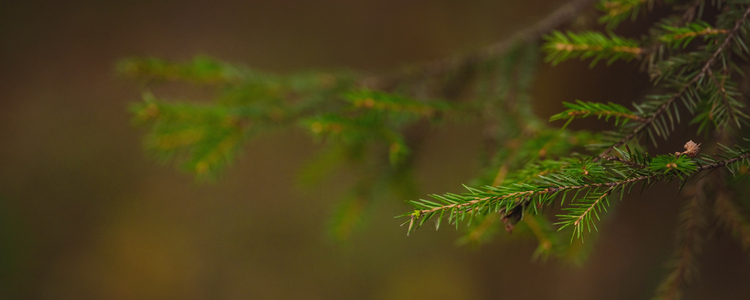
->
[403,142,750,239]
[543,31,643,67]
[660,20,729,48]
[597,0,651,29]
[550,100,646,127]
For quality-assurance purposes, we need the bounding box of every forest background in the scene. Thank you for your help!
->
[1,0,749,299]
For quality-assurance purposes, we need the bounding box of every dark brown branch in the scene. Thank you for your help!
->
[696,151,750,171]
[360,0,599,90]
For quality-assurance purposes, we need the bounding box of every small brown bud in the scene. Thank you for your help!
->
[675,140,700,157]
[683,140,700,158]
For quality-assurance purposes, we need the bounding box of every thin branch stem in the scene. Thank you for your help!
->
[553,43,645,54]
[360,0,599,89]
[601,155,646,168]
[566,110,647,122]
[574,188,613,227]
[671,28,728,40]
[696,152,750,171]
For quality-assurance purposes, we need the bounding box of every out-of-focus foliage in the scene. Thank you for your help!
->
[125,1,750,298]
[123,42,590,242]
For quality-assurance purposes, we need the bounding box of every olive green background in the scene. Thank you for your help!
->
[1,0,749,299]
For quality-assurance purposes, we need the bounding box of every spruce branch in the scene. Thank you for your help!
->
[543,31,644,67]
[695,148,750,172]
[558,187,615,239]
[598,0,651,29]
[693,72,749,133]
[598,5,750,159]
[404,172,648,235]
[405,143,750,237]
[660,21,729,49]
[551,100,647,126]
[123,2,750,292]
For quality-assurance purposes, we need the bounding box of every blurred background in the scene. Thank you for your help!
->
[1,0,749,299]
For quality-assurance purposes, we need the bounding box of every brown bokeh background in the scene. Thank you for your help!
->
[1,0,749,299]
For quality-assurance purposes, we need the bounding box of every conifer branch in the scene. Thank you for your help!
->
[551,100,647,125]
[564,110,645,122]
[598,0,650,28]
[695,151,750,172]
[406,143,750,237]
[568,188,613,233]
[601,0,645,17]
[123,3,750,293]
[660,21,729,48]
[668,28,728,43]
[543,31,643,67]
[406,173,651,235]
[598,5,750,159]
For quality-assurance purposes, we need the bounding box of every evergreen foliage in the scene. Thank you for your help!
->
[123,0,750,297]
[543,31,643,66]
